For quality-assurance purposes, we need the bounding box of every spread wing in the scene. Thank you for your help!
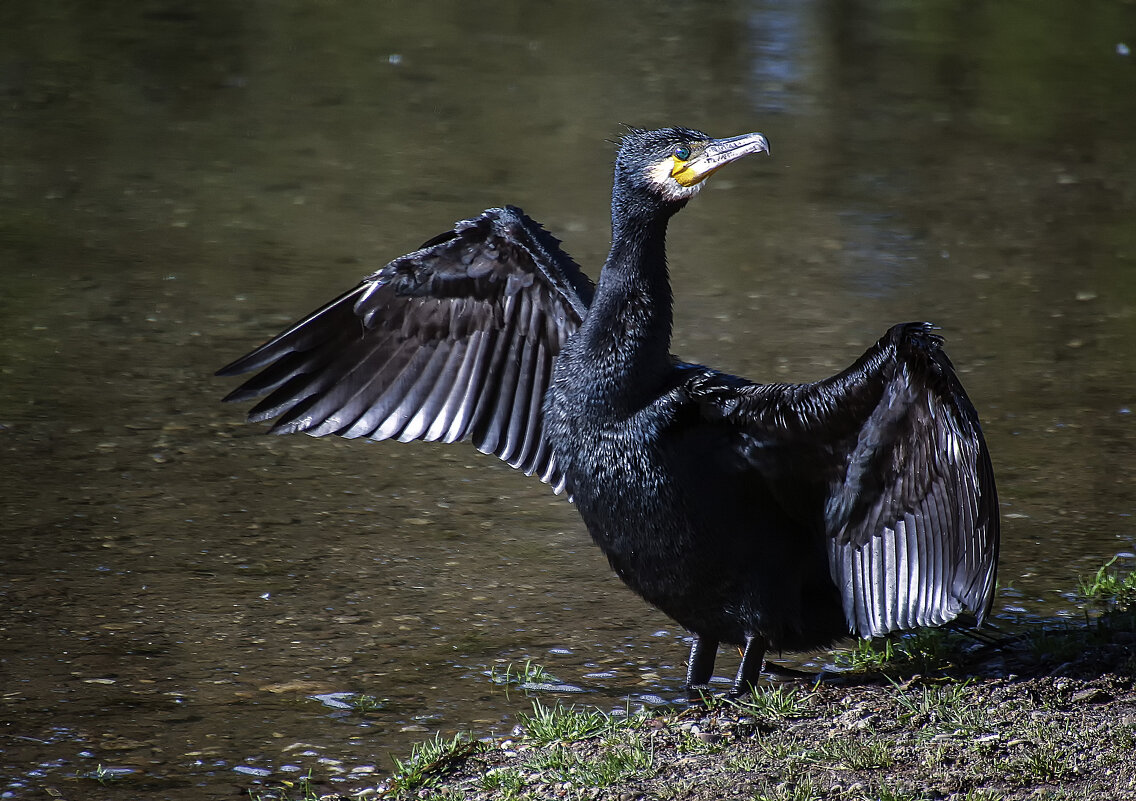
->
[690,322,999,637]
[217,206,594,494]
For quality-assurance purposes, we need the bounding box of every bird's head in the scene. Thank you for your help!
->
[615,127,770,205]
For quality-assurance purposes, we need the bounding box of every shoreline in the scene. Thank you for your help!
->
[262,568,1136,801]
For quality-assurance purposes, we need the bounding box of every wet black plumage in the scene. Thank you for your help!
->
[218,127,999,692]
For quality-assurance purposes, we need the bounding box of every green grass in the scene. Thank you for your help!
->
[91,764,123,784]
[835,627,960,674]
[676,728,724,755]
[1016,557,1136,667]
[489,659,561,689]
[752,739,797,762]
[524,734,654,789]
[1005,739,1076,785]
[897,627,957,666]
[1079,556,1136,611]
[1027,599,1136,666]
[478,767,527,799]
[350,693,387,713]
[730,683,816,720]
[245,770,319,801]
[416,790,466,801]
[805,736,897,770]
[655,778,699,800]
[868,789,924,801]
[81,764,137,787]
[752,777,821,801]
[1115,722,1136,751]
[835,636,899,671]
[950,792,1009,801]
[889,678,985,739]
[482,703,656,794]
[383,732,481,796]
[515,699,625,744]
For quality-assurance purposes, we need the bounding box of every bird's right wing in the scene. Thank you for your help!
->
[217,206,594,493]
[687,323,999,638]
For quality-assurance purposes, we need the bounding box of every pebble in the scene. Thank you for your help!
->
[1072,687,1112,704]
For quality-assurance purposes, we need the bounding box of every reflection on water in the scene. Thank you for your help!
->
[2,1,1135,797]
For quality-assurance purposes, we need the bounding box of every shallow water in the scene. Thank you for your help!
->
[2,1,1135,797]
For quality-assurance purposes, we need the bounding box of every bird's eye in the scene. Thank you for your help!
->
[673,145,691,161]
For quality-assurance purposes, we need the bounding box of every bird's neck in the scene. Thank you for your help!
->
[571,191,681,408]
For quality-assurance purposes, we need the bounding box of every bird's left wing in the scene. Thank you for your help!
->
[217,206,594,493]
[687,323,999,638]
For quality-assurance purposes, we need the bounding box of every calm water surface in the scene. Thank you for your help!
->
[2,1,1135,797]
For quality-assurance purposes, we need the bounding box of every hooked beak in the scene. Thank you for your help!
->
[673,132,771,187]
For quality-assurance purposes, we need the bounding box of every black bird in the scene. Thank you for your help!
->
[218,127,999,693]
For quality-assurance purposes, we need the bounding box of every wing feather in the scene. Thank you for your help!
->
[217,206,593,489]
[689,322,999,638]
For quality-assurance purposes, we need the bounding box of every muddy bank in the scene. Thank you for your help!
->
[267,596,1136,801]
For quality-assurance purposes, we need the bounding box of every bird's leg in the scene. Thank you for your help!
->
[730,635,766,696]
[684,635,719,690]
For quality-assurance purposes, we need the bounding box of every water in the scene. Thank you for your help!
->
[2,1,1135,797]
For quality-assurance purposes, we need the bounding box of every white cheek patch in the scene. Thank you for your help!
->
[645,158,702,202]
[648,157,675,187]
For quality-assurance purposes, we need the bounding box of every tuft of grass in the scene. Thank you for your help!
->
[246,770,320,801]
[752,777,821,801]
[724,752,762,772]
[889,678,985,738]
[1024,558,1136,667]
[1005,739,1076,785]
[752,739,797,761]
[382,732,481,796]
[478,766,527,799]
[91,764,121,785]
[869,788,924,801]
[524,734,654,789]
[895,627,955,669]
[350,693,387,713]
[805,737,896,770]
[1079,556,1136,611]
[690,687,732,711]
[416,790,465,801]
[84,764,135,786]
[730,683,815,720]
[836,627,959,674]
[676,729,723,755]
[515,699,621,744]
[836,636,898,671]
[489,659,560,689]
[1115,722,1136,751]
[656,778,698,800]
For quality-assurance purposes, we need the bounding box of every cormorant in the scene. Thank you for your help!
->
[217,127,999,693]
